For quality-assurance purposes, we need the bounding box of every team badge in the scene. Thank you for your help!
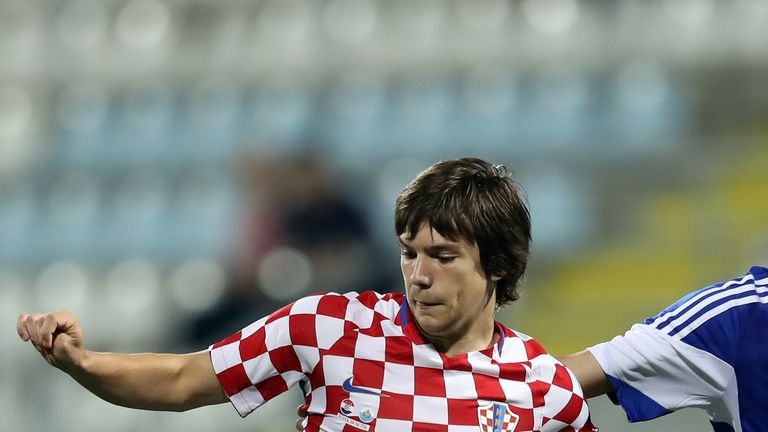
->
[340,399,355,416]
[477,402,519,432]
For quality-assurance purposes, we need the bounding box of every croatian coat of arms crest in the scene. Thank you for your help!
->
[477,402,519,432]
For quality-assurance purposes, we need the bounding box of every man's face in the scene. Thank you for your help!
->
[398,223,498,351]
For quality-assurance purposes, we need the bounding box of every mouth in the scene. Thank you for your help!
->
[414,300,441,309]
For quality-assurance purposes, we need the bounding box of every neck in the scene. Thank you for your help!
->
[425,316,498,358]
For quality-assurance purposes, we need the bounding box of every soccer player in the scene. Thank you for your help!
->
[291,264,768,431]
[560,265,768,432]
[17,158,597,432]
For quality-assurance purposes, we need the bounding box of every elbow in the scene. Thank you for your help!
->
[169,350,226,412]
[170,403,197,413]
[169,378,205,412]
[166,391,202,412]
[172,391,223,412]
[165,363,202,412]
[171,374,226,412]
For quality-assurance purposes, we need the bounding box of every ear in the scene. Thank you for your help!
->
[489,273,504,282]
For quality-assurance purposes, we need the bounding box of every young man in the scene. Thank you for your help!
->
[288,263,767,431]
[562,265,768,432]
[17,158,597,432]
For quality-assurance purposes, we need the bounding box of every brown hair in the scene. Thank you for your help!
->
[394,158,531,307]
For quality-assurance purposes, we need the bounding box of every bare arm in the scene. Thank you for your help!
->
[17,309,228,412]
[559,350,613,399]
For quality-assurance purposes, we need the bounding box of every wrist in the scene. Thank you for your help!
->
[61,348,92,377]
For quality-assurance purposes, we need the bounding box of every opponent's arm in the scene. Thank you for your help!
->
[559,350,613,399]
[17,309,228,412]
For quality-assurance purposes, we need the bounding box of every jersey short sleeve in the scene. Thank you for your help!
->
[588,266,768,430]
[208,291,379,417]
[538,361,596,431]
[518,336,596,432]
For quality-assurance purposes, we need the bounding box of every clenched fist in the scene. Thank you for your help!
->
[17,309,85,373]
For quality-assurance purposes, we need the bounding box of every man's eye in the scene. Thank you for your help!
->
[437,256,456,263]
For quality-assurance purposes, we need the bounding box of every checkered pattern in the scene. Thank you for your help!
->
[209,291,597,431]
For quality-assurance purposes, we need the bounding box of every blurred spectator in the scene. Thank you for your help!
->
[183,154,383,347]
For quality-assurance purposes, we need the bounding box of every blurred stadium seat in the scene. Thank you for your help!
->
[1,1,767,431]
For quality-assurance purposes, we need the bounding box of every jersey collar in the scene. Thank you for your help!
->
[397,298,506,354]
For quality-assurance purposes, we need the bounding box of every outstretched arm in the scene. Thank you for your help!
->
[558,350,613,399]
[17,309,228,412]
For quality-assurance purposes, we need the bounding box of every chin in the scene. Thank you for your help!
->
[414,316,446,337]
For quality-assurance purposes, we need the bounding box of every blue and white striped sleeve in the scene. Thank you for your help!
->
[587,266,768,427]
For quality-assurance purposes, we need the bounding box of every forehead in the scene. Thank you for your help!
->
[399,223,472,249]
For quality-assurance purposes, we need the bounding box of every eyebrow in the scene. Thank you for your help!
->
[398,238,462,254]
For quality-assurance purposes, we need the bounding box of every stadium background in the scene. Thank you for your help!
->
[1,0,767,430]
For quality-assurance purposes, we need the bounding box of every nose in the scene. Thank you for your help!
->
[409,255,432,288]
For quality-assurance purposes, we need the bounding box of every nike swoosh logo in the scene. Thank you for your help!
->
[342,377,388,397]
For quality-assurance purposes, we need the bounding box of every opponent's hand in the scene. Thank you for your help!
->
[17,309,85,373]
[295,403,308,431]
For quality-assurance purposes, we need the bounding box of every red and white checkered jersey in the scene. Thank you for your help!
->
[209,291,598,432]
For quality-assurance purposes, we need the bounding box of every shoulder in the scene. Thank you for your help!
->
[496,325,577,382]
[649,266,768,327]
[502,328,591,425]
[496,324,554,362]
[285,290,404,326]
[592,266,768,371]
[644,266,768,342]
